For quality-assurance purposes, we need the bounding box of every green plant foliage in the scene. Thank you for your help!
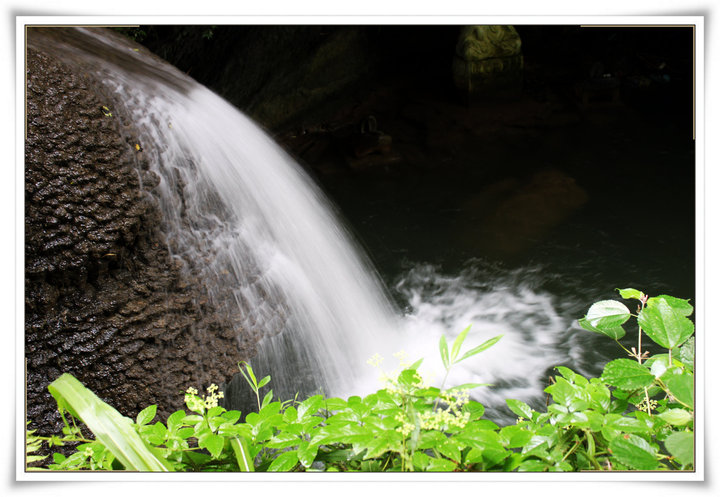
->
[27,288,694,473]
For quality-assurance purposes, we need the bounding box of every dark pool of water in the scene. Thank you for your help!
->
[315,102,695,395]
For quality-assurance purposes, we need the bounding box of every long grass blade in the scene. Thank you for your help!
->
[48,373,171,471]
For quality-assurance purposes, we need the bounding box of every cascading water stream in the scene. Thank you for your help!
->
[28,27,589,421]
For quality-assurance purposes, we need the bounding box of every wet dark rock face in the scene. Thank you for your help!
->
[25,46,250,439]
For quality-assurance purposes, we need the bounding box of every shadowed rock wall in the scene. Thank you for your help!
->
[25,43,253,439]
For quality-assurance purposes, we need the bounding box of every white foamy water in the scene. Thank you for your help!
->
[393,264,570,415]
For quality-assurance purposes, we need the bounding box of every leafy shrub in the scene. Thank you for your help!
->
[26,288,694,472]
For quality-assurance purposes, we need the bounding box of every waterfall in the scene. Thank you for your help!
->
[28,27,403,401]
[28,27,586,420]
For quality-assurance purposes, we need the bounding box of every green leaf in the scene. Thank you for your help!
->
[437,439,462,463]
[667,373,694,408]
[518,459,548,472]
[609,434,659,470]
[408,358,424,371]
[167,410,186,432]
[638,298,694,349]
[221,410,242,424]
[136,405,157,426]
[506,398,533,419]
[282,406,298,423]
[601,359,654,390]
[412,451,430,470]
[267,450,299,472]
[658,408,693,426]
[664,431,694,466]
[230,436,254,472]
[446,382,491,393]
[239,362,258,389]
[585,300,631,329]
[426,456,457,472]
[297,442,319,468]
[555,366,588,386]
[603,414,651,434]
[677,337,695,370]
[463,400,486,421]
[578,317,626,340]
[617,288,645,300]
[257,375,271,389]
[182,414,203,425]
[450,325,472,362]
[201,433,225,459]
[261,390,274,409]
[47,374,171,471]
[545,377,577,407]
[500,425,533,448]
[647,295,693,316]
[439,334,449,369]
[458,334,503,363]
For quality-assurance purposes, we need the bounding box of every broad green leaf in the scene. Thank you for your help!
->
[585,300,631,329]
[545,377,577,407]
[667,373,694,408]
[439,334,449,369]
[206,406,224,418]
[609,434,659,470]
[418,430,446,450]
[658,408,693,426]
[182,414,203,425]
[47,374,171,471]
[649,360,668,378]
[323,397,347,411]
[221,410,242,424]
[587,381,611,412]
[167,410,186,432]
[426,456,457,472]
[267,450,299,472]
[638,298,694,349]
[451,325,472,361]
[555,366,589,386]
[463,400,486,421]
[500,425,533,448]
[437,439,462,462]
[601,359,654,390]
[298,394,324,420]
[136,405,157,426]
[506,398,533,420]
[518,459,548,472]
[266,431,300,449]
[297,442,319,468]
[201,433,225,459]
[412,451,430,470]
[603,414,651,434]
[578,317,626,340]
[664,431,694,466]
[647,295,693,316]
[677,337,695,370]
[617,288,645,300]
[458,334,504,363]
[282,406,298,423]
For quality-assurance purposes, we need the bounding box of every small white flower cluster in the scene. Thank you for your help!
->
[184,384,225,413]
[635,398,658,413]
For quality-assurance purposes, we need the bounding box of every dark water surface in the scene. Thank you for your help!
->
[313,101,695,419]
